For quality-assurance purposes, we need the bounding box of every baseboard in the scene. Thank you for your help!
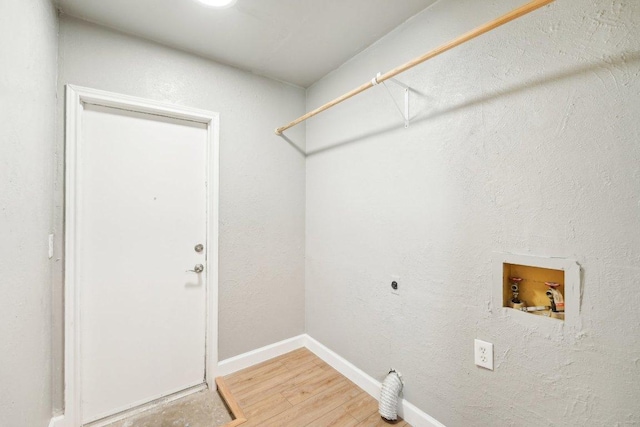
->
[302,335,380,400]
[216,334,306,377]
[51,333,442,427]
[303,335,445,427]
[48,415,65,427]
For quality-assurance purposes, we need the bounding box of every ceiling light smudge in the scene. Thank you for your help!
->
[195,0,237,8]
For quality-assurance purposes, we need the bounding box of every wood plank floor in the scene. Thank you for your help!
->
[222,348,409,427]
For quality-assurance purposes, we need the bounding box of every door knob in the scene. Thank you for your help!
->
[187,264,204,273]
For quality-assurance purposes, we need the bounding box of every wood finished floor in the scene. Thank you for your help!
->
[223,348,409,427]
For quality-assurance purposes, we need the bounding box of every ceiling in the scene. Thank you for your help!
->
[56,0,436,87]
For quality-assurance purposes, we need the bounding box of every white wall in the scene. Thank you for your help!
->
[305,0,640,425]
[53,16,306,412]
[0,0,58,425]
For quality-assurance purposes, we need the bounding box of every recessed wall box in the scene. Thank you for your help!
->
[493,253,580,325]
[503,263,565,320]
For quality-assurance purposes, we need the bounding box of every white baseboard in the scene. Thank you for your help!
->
[216,334,306,377]
[48,415,65,427]
[303,335,445,427]
[51,333,443,427]
[303,335,381,399]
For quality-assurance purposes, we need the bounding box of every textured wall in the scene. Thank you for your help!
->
[53,16,306,412]
[305,0,640,425]
[0,0,58,425]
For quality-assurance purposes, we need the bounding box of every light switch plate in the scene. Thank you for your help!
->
[474,339,494,370]
[48,234,54,259]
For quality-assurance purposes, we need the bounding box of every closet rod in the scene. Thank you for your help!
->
[275,0,554,135]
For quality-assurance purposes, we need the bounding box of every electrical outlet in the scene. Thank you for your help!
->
[474,339,494,370]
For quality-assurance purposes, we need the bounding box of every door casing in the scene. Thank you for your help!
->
[56,85,220,427]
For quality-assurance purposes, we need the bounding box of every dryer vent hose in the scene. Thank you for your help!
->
[379,370,403,421]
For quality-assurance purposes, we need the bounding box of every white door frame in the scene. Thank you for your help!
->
[54,85,220,427]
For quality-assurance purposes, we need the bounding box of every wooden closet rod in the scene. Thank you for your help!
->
[275,0,554,135]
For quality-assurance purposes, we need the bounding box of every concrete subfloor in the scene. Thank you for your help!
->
[104,388,233,427]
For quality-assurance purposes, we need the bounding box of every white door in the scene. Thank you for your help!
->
[77,103,209,424]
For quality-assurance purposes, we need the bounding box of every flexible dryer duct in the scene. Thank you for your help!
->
[379,370,403,421]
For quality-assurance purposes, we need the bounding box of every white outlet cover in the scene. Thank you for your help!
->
[474,339,494,370]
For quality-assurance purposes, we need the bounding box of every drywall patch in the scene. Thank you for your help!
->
[493,253,581,331]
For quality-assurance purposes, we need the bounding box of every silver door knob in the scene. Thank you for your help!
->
[187,264,204,273]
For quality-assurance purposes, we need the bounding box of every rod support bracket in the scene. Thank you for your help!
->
[382,77,411,129]
[371,72,382,86]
